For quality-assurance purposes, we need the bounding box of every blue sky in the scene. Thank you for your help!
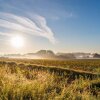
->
[0,0,100,54]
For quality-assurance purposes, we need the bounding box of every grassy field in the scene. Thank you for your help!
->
[0,58,100,100]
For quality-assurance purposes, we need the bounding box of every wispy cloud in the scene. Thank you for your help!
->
[0,12,56,43]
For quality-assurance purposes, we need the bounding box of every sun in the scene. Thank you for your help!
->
[10,35,24,48]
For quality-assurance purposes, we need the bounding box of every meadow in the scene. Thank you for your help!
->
[0,58,100,100]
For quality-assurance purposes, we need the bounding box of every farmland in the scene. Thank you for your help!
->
[0,58,100,100]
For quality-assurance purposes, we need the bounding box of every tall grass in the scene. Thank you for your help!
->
[0,59,99,100]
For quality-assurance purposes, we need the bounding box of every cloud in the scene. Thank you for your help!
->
[0,12,56,43]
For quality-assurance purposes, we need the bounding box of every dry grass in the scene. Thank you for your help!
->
[0,58,99,100]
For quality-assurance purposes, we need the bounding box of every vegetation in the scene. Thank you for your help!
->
[0,58,100,100]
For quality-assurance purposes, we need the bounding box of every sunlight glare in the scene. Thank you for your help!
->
[10,35,24,48]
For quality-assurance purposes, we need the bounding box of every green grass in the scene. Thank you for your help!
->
[0,58,100,100]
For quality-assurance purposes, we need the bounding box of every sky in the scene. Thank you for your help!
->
[0,0,100,54]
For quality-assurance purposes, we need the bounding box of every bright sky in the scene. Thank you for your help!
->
[0,0,100,54]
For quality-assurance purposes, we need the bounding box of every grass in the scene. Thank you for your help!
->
[0,58,100,100]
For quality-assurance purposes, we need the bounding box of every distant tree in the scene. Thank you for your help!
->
[93,53,100,58]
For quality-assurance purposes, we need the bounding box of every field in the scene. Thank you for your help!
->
[0,58,100,100]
